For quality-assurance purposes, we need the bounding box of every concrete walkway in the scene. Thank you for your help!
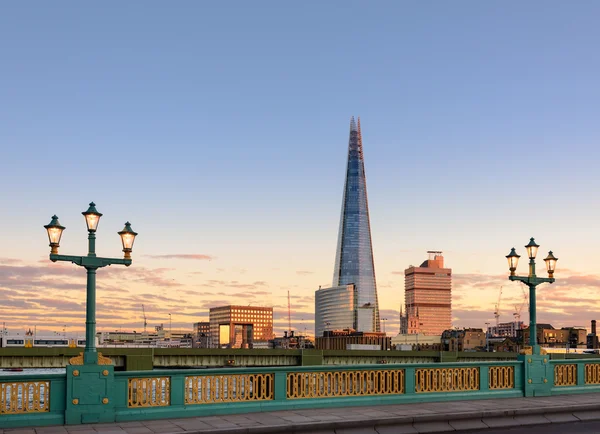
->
[3,393,600,434]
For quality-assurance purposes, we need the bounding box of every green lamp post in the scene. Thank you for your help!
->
[506,238,557,355]
[45,202,138,365]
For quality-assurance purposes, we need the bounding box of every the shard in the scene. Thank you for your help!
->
[332,117,380,332]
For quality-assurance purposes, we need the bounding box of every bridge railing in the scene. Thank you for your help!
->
[0,372,66,427]
[3,358,600,427]
[112,361,523,422]
[550,359,600,394]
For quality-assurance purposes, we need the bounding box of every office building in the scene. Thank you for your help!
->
[316,330,391,351]
[327,117,380,333]
[402,251,452,336]
[192,321,211,348]
[209,305,274,348]
[488,321,524,338]
[315,284,356,337]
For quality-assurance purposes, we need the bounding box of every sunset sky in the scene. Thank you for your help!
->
[1,2,600,338]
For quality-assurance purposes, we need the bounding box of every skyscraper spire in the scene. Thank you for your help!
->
[332,117,380,332]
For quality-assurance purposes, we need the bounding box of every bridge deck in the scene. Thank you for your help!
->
[7,392,600,434]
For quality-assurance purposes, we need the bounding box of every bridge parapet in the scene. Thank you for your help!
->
[3,357,600,428]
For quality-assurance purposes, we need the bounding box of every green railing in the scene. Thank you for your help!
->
[550,359,600,394]
[112,361,523,422]
[0,372,66,427]
[2,357,600,428]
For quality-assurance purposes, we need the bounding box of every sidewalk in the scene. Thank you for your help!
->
[4,393,600,434]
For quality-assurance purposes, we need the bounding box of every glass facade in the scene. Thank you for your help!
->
[314,284,356,338]
[332,117,380,332]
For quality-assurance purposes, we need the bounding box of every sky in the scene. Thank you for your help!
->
[1,2,600,338]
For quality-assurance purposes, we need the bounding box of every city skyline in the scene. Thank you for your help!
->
[2,3,600,337]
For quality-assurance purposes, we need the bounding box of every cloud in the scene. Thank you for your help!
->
[144,254,214,261]
[296,271,314,275]
[201,280,268,290]
[0,258,22,265]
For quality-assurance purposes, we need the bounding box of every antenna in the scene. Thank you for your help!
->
[142,304,148,333]
[287,290,292,337]
[494,286,503,328]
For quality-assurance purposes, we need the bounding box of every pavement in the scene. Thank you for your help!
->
[2,393,600,434]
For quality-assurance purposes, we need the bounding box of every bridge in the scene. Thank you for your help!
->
[0,348,521,370]
[1,353,600,429]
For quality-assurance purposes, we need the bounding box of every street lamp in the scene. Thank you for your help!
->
[485,322,490,352]
[382,318,388,335]
[45,202,137,365]
[506,237,557,355]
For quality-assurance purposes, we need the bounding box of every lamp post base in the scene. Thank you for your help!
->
[66,365,115,424]
[518,353,552,397]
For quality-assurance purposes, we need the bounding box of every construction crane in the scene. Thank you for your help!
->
[287,290,292,336]
[142,304,148,333]
[522,286,529,311]
[494,286,503,328]
[513,287,529,328]
[513,304,522,323]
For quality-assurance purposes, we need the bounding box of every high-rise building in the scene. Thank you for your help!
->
[326,117,380,333]
[208,306,274,348]
[315,284,356,338]
[402,251,452,336]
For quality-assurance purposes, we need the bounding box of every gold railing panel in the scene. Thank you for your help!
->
[287,369,404,399]
[488,366,514,390]
[554,364,577,386]
[128,377,170,407]
[185,373,274,404]
[0,381,50,414]
[585,363,600,384]
[415,367,479,393]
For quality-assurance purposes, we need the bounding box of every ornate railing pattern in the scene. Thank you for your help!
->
[0,381,50,414]
[287,369,405,399]
[554,364,577,387]
[585,363,600,385]
[128,377,170,407]
[488,366,514,389]
[415,367,479,393]
[185,373,273,404]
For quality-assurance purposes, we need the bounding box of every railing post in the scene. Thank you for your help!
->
[404,366,415,396]
[274,371,287,401]
[577,361,586,386]
[171,375,185,407]
[479,365,489,392]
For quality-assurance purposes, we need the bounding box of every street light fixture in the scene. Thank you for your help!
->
[506,237,557,355]
[118,222,138,260]
[45,202,137,365]
[44,215,65,255]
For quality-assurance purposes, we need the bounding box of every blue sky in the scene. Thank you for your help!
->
[1,2,599,336]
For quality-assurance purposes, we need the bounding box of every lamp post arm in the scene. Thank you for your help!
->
[49,254,83,266]
[49,254,132,268]
[533,277,555,285]
[509,275,555,286]
[99,257,132,267]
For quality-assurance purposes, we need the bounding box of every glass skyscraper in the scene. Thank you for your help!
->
[331,117,380,333]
